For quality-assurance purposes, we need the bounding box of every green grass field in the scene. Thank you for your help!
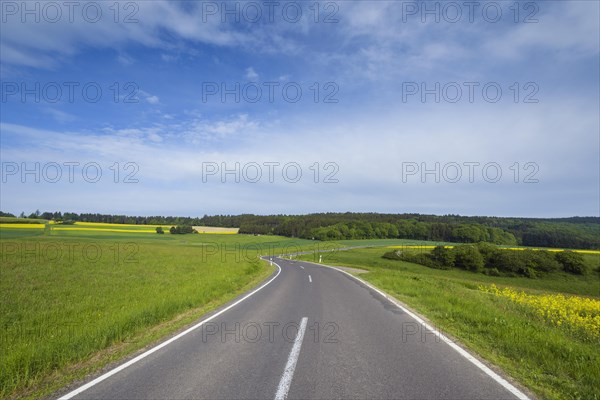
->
[297,247,600,400]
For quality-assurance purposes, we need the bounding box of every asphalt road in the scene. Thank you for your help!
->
[60,257,528,400]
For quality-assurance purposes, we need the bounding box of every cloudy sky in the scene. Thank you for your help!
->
[1,0,598,217]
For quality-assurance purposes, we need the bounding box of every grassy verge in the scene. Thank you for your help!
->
[297,247,600,400]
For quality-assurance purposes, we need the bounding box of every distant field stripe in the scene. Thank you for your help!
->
[0,223,45,229]
[50,227,156,233]
[193,226,239,234]
[387,245,440,249]
[386,245,600,254]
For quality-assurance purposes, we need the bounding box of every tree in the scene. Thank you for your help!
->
[452,245,484,272]
[430,246,455,267]
[170,226,176,234]
[476,242,498,267]
[555,251,588,274]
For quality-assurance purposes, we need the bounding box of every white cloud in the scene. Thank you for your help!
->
[117,53,135,66]
[137,90,160,105]
[245,67,259,81]
[146,95,160,105]
[42,108,76,123]
[484,2,600,60]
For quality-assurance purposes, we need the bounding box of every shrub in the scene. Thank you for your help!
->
[476,242,498,266]
[430,245,455,267]
[488,250,525,274]
[555,251,588,275]
[452,245,484,272]
[522,250,561,273]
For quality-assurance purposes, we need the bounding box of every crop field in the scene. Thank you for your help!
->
[297,247,600,400]
[0,219,239,235]
[192,226,239,234]
[387,244,600,255]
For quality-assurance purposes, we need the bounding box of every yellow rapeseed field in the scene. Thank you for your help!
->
[386,245,600,255]
[387,245,440,249]
[0,223,45,229]
[49,227,156,233]
[480,284,600,340]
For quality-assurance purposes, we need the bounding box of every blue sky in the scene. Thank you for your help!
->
[1,0,599,217]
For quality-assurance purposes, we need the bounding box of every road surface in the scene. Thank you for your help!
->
[59,257,528,400]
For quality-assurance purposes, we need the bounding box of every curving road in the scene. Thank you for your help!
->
[59,257,529,400]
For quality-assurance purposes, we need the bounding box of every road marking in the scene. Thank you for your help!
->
[275,317,308,400]
[59,259,283,400]
[300,266,304,269]
[308,275,312,283]
[305,260,530,400]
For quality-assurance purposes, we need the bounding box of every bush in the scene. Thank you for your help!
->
[555,251,588,275]
[430,245,455,267]
[169,225,196,234]
[488,250,525,274]
[452,245,484,272]
[476,242,498,266]
[522,250,561,273]
[156,227,164,234]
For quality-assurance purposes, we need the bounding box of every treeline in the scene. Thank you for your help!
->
[231,213,599,249]
[2,211,598,249]
[9,210,207,226]
[383,244,592,278]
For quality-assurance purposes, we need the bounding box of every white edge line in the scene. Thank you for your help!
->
[274,317,308,400]
[305,261,530,400]
[59,260,282,400]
